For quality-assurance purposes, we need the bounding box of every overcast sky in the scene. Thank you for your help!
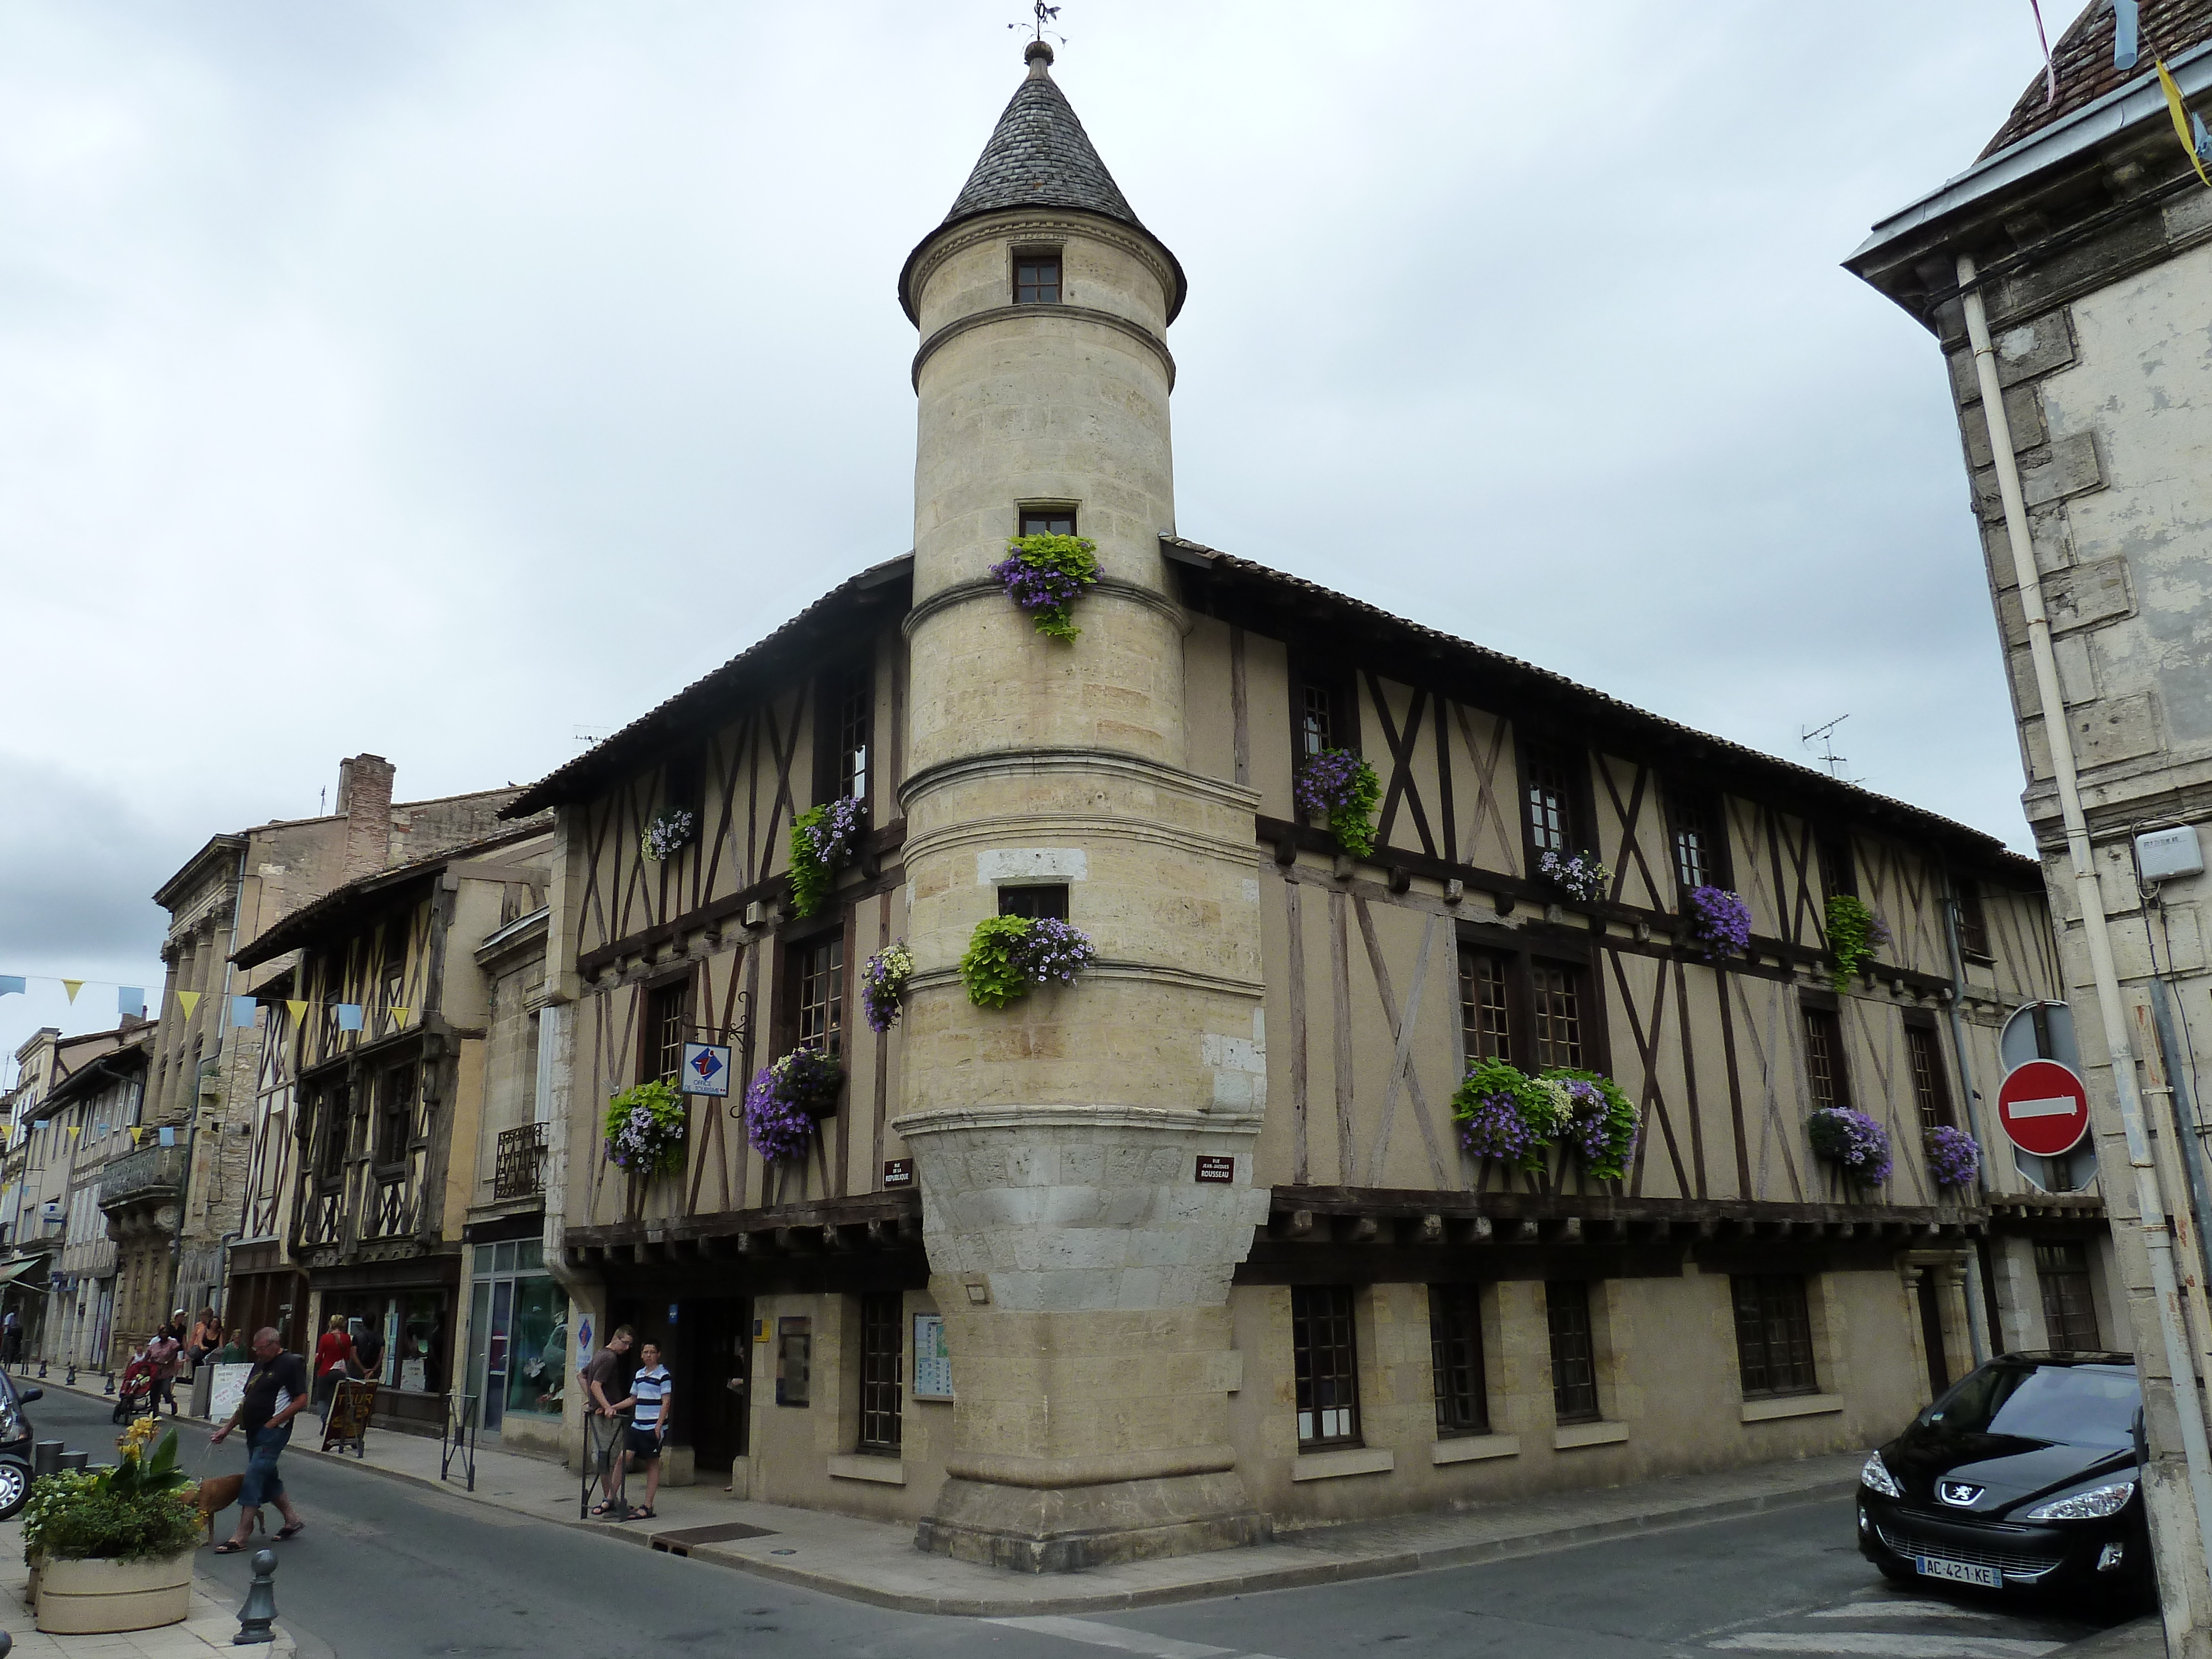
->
[0,0,2064,1076]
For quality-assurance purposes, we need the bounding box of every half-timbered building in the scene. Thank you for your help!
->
[514,40,2106,1569]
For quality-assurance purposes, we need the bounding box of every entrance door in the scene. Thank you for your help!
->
[682,1300,751,1471]
[1916,1272,1950,1401]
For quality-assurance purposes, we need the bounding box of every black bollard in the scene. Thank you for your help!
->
[233,1550,276,1646]
[63,1365,74,1387]
[0,1626,13,1657]
[55,1452,86,1474]
[35,1363,45,1380]
[101,1372,113,1396]
[31,1442,60,1479]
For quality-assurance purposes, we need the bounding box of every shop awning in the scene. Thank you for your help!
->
[0,1257,51,1291]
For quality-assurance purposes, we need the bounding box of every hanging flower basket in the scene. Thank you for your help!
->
[603,1079,687,1178]
[743,1048,843,1163]
[990,534,1100,641]
[1295,749,1380,859]
[1687,886,1752,961]
[789,796,863,919]
[1540,849,1611,904]
[1926,1124,1981,1189]
[959,916,1097,1010]
[1808,1105,1892,1185]
[640,808,696,863]
[1824,894,1890,989]
[862,942,915,1034]
[1449,1058,1638,1181]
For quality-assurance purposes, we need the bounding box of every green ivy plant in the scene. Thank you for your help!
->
[959,916,1036,1010]
[992,534,1102,642]
[787,805,834,918]
[1825,894,1885,989]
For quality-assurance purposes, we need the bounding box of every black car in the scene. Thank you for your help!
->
[1858,1350,2150,1607]
[0,1367,43,1519]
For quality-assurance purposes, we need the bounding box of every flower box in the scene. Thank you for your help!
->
[32,1548,193,1635]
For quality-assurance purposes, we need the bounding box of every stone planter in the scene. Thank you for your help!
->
[31,1550,194,1634]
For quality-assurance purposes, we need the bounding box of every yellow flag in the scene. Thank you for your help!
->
[176,990,202,1019]
[67,1126,80,1139]
[286,999,309,1025]
[130,1127,144,1145]
[2158,60,2212,189]
[61,980,83,1003]
[390,1006,410,1027]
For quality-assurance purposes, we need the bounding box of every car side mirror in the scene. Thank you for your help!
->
[18,1387,41,1403]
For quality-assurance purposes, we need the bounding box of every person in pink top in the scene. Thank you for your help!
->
[144,1320,184,1418]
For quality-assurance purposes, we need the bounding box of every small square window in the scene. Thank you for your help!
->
[998,884,1070,921]
[1018,507,1074,538]
[1014,255,1061,305]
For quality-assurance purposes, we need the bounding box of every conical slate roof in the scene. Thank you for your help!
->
[901,42,1185,322]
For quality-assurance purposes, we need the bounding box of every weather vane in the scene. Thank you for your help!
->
[1010,2,1064,45]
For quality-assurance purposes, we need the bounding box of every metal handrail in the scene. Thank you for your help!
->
[439,1391,478,1492]
[578,1409,627,1520]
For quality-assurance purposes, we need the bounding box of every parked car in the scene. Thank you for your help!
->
[1858,1351,2150,1608]
[0,1366,44,1519]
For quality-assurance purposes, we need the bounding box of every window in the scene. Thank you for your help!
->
[775,1317,811,1407]
[1530,962,1587,1070]
[664,752,702,822]
[1298,679,1334,760]
[643,978,689,1084]
[1817,831,1856,899]
[379,925,406,1014]
[1291,1285,1360,1448]
[1290,665,1355,764]
[794,936,844,1058]
[374,1065,415,1167]
[1014,254,1060,305]
[1524,744,1579,859]
[826,666,872,808]
[1018,506,1074,538]
[316,1086,350,1180]
[1546,1281,1600,1423]
[1669,788,1726,891]
[2037,1242,2101,1350]
[1458,948,1513,1065]
[1802,1006,1849,1113]
[1428,1284,1488,1437]
[1906,1022,1952,1133]
[998,884,1069,921]
[1955,883,1991,959]
[1732,1274,1818,1397]
[857,1293,903,1453]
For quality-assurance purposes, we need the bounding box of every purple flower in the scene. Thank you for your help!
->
[989,553,1089,614]
[1294,750,1364,817]
[744,1048,842,1164]
[1688,886,1752,961]
[1457,1093,1533,1163]
[862,943,914,1034]
[1926,1124,1981,1189]
[1808,1106,1893,1185]
[801,796,863,869]
[1016,917,1095,985]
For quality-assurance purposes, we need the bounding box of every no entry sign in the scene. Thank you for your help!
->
[1995,1059,2092,1157]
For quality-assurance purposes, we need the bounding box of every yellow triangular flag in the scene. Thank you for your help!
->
[62,980,83,1003]
[130,1127,144,1145]
[286,999,309,1025]
[389,1006,410,1027]
[176,990,201,1019]
[67,1126,80,1139]
[2157,60,2212,189]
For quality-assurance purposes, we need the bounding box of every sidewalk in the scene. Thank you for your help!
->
[33,1376,1859,1616]
[0,1511,294,1659]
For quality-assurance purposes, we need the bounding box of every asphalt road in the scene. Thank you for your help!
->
[27,1389,2128,1659]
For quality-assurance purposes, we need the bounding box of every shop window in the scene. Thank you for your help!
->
[1546,1280,1600,1425]
[1014,254,1060,305]
[374,1064,415,1168]
[857,1293,903,1454]
[998,884,1069,921]
[1291,1285,1361,1449]
[1428,1284,1489,1437]
[642,977,689,1084]
[776,1317,811,1406]
[1955,882,1991,960]
[792,936,844,1059]
[467,1244,564,1432]
[1906,1022,1952,1133]
[1523,744,1580,860]
[1668,786,1728,891]
[1732,1274,1818,1397]
[1458,948,1513,1066]
[1803,1006,1849,1114]
[2036,1242,2101,1350]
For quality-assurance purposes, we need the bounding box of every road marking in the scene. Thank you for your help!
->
[1809,1602,1999,1620]
[988,1615,1285,1659]
[1710,1635,2062,1657]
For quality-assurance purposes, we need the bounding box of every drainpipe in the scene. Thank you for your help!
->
[1938,869,1993,1365]
[1959,252,2212,1587]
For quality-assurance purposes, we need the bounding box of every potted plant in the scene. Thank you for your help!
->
[958,915,1097,1009]
[25,1418,199,1635]
[1824,894,1890,988]
[743,1048,843,1162]
[1539,848,1611,904]
[1449,1058,1639,1181]
[640,807,696,863]
[789,797,863,919]
[1808,1105,1893,1186]
[1686,885,1752,961]
[603,1079,687,1179]
[1926,1124,1981,1190]
[862,942,915,1032]
[989,533,1100,641]
[1295,750,1381,858]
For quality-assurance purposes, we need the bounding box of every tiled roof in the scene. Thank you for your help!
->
[943,44,1141,232]
[1982,0,2212,158]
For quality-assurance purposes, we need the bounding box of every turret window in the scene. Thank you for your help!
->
[1018,507,1074,538]
[1014,255,1061,305]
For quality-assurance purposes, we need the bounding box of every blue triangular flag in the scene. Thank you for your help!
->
[231,997,258,1028]
[2115,0,2140,69]
[118,987,145,1019]
[336,1003,364,1032]
[158,1126,176,1147]
[0,977,23,998]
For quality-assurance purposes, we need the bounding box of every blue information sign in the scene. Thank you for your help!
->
[681,1041,732,1097]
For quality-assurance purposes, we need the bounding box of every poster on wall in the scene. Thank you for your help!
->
[912,1313,952,1400]
[210,1363,253,1425]
[401,1358,428,1394]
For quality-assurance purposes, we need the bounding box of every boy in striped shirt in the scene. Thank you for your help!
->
[618,1343,672,1521]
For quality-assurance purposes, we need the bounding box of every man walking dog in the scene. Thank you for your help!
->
[210,1328,309,1552]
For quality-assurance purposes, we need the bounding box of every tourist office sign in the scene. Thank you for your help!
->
[1995,1058,2093,1158]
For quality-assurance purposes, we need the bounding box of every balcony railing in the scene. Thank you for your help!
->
[96,1145,187,1213]
[494,1123,547,1202]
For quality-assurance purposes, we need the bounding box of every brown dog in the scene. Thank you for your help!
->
[187,1474,263,1546]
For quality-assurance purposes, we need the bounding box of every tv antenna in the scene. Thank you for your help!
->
[1010,2,1065,45]
[1801,715,1854,781]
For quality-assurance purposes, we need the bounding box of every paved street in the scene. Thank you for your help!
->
[25,1391,2127,1659]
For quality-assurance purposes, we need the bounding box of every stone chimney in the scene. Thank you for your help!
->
[335,754,397,881]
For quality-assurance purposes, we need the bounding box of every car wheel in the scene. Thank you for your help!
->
[0,1458,30,1520]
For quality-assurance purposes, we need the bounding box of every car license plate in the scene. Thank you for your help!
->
[1917,1555,2004,1589]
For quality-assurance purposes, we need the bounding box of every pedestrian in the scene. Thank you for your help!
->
[312,1313,353,1416]
[3,1307,21,1368]
[581,1326,634,1518]
[189,1307,220,1365]
[213,1329,247,1364]
[349,1318,384,1384]
[614,1340,672,1522]
[144,1322,182,1417]
[210,1327,307,1552]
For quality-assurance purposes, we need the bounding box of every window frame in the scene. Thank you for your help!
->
[1286,653,1358,767]
[1731,1274,1819,1399]
[856,1292,904,1454]
[372,1062,416,1171]
[1666,782,1731,894]
[1016,504,1076,539]
[1801,997,1850,1115]
[639,973,692,1087]
[784,930,847,1066]
[1012,249,1062,306]
[1954,881,1992,962]
[1517,736,1591,872]
[2034,1241,2101,1350]
[813,661,875,817]
[1428,1284,1489,1438]
[1904,1016,1953,1133]
[1545,1280,1601,1426]
[997,884,1070,921]
[1455,921,1607,1077]
[1291,1284,1363,1451]
[1817,830,1858,900]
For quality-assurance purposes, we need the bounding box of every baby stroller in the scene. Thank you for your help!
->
[112,1350,156,1425]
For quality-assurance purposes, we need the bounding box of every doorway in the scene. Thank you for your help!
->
[1916,1271,1950,1401]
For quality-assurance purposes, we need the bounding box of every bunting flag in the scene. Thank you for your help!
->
[32,1121,48,1131]
[2030,0,2057,104]
[2158,59,2212,186]
[175,991,201,1020]
[158,1128,177,1147]
[129,1128,144,1146]
[67,1126,80,1139]
[231,997,258,1028]
[0,977,23,998]
[391,1007,410,1028]
[118,988,145,1019]
[61,981,83,1003]
[286,999,309,1025]
[336,1004,364,1032]
[2115,0,2140,69]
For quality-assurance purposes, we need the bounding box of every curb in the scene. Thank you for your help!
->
[27,1376,1854,1616]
